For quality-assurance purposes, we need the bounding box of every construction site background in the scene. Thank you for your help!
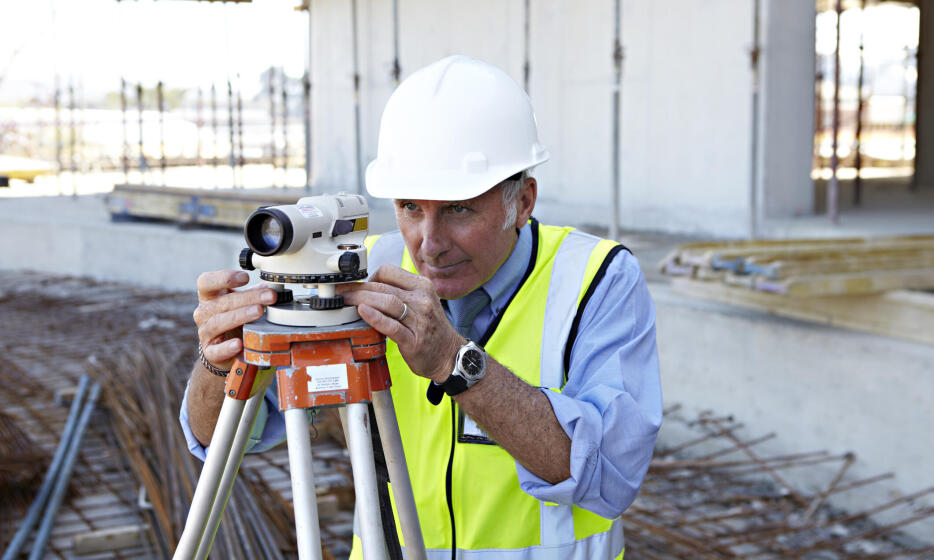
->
[2,0,934,557]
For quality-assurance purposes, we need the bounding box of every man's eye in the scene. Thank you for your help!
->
[403,202,417,211]
[451,205,468,214]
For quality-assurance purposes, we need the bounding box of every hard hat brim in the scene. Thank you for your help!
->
[365,152,548,201]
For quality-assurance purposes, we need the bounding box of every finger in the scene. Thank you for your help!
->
[336,280,406,299]
[203,337,242,366]
[341,290,406,319]
[199,304,265,345]
[358,303,414,348]
[369,264,429,292]
[198,270,250,302]
[193,286,276,326]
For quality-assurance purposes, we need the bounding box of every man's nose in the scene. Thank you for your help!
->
[420,214,450,259]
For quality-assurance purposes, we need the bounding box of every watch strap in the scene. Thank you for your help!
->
[426,372,471,405]
[426,382,445,405]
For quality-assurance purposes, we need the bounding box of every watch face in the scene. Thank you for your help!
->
[460,348,485,379]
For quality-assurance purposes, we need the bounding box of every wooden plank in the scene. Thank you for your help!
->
[670,278,934,346]
[756,268,934,296]
[750,253,934,280]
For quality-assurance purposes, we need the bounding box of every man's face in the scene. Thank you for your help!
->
[394,185,520,300]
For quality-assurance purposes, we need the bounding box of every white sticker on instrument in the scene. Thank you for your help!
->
[306,364,349,392]
[297,204,323,218]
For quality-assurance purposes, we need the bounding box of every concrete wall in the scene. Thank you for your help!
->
[619,0,754,237]
[307,0,819,237]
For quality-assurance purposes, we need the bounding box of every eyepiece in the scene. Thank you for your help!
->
[245,208,294,256]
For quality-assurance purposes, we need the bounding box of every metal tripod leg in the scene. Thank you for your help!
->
[343,403,388,560]
[173,393,262,560]
[194,392,265,560]
[371,390,426,560]
[284,408,323,560]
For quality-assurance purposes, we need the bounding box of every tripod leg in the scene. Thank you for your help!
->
[194,392,265,560]
[284,408,323,560]
[371,390,426,560]
[344,402,388,560]
[173,396,246,560]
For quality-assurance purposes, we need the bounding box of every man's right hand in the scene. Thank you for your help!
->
[193,270,277,372]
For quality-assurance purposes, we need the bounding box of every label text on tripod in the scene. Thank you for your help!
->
[306,364,349,392]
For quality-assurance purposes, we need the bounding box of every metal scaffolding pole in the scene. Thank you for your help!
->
[854,0,867,205]
[121,78,129,183]
[282,68,289,184]
[523,0,531,93]
[227,78,236,187]
[137,82,148,179]
[211,84,219,186]
[304,3,313,193]
[197,87,204,167]
[269,66,278,187]
[828,0,843,224]
[157,80,167,184]
[609,0,623,242]
[69,79,77,197]
[749,0,762,239]
[54,77,62,179]
[392,0,401,85]
[237,75,245,188]
[350,0,363,194]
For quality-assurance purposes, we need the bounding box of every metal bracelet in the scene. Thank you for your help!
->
[198,343,231,377]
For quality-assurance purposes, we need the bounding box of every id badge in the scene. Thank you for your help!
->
[457,409,497,445]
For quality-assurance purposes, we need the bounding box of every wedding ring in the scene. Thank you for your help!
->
[397,302,409,322]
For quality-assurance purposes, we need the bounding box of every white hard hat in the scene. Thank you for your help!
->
[365,55,549,201]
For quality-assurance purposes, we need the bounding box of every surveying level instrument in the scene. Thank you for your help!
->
[174,194,426,560]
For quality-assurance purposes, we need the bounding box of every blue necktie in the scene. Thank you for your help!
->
[447,289,491,338]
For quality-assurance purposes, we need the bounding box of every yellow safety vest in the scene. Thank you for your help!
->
[352,220,626,559]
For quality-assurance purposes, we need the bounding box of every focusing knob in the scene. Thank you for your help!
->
[239,248,255,271]
[338,251,360,274]
[308,295,345,310]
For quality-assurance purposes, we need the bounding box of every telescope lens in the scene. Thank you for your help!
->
[245,208,293,256]
[260,217,282,248]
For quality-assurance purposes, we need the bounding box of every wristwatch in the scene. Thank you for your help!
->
[426,340,487,405]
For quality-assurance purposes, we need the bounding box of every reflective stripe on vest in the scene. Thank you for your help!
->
[352,223,625,559]
[352,518,624,559]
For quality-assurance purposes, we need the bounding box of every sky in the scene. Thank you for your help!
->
[0,0,308,104]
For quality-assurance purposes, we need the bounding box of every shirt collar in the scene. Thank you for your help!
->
[477,222,532,314]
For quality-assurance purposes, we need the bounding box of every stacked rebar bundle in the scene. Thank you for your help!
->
[622,405,934,559]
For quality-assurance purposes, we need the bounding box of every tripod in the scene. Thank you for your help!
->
[174,318,426,560]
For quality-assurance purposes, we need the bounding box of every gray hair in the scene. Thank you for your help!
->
[500,170,529,230]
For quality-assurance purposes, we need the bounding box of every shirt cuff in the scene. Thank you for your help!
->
[514,388,602,506]
[178,376,282,462]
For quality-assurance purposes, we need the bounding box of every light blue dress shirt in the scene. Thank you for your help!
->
[179,222,662,518]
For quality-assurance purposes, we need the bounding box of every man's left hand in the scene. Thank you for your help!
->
[336,265,463,383]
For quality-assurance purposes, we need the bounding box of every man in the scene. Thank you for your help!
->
[182,55,661,559]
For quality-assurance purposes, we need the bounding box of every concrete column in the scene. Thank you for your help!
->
[758,0,817,219]
[915,2,934,189]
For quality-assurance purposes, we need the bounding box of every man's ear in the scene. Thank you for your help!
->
[515,177,537,227]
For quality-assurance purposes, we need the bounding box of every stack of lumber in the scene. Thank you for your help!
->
[660,235,934,345]
[106,183,305,229]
